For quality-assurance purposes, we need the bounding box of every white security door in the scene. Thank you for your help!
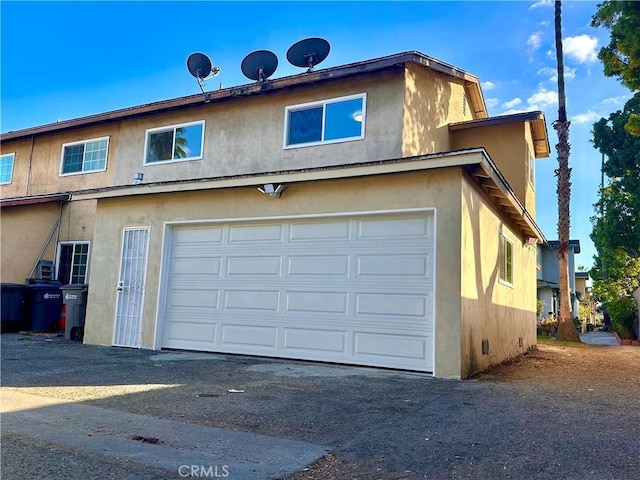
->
[113,227,150,348]
[160,212,435,372]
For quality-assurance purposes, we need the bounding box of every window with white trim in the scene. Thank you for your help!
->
[528,149,535,188]
[284,93,366,148]
[144,121,204,164]
[57,242,90,284]
[499,233,514,286]
[60,137,109,175]
[0,153,15,184]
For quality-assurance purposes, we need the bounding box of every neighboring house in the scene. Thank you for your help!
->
[575,271,595,330]
[0,50,550,378]
[537,239,581,321]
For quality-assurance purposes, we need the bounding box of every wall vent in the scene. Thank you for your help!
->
[481,339,489,355]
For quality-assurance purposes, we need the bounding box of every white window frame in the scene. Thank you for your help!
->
[56,241,91,285]
[283,93,366,149]
[143,120,205,166]
[499,233,514,287]
[0,152,15,184]
[528,148,535,188]
[60,137,109,176]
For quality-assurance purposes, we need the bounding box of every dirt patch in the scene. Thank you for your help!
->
[283,341,640,480]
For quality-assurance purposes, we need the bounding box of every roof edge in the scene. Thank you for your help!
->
[2,50,485,141]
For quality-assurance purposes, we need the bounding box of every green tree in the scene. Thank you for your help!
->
[554,0,581,342]
[591,93,640,257]
[591,93,640,338]
[591,1,640,136]
[591,248,640,338]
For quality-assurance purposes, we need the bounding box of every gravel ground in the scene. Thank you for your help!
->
[2,332,639,480]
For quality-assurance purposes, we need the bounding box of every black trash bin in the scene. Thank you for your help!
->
[61,284,88,341]
[25,283,63,332]
[1,283,26,332]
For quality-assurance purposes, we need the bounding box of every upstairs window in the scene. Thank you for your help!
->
[144,121,204,164]
[284,93,366,148]
[0,153,15,184]
[499,233,514,286]
[528,149,535,188]
[60,137,109,175]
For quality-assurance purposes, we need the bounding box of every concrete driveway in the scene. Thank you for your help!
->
[2,332,639,479]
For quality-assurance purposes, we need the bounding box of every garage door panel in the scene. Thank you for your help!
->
[357,216,432,239]
[164,320,216,342]
[174,226,223,244]
[289,221,351,241]
[285,291,348,314]
[172,258,221,275]
[283,328,347,353]
[167,289,219,308]
[356,254,431,278]
[356,293,427,317]
[226,256,282,276]
[221,324,277,348]
[161,212,435,372]
[229,224,284,243]
[223,290,280,312]
[354,332,431,363]
[288,255,350,276]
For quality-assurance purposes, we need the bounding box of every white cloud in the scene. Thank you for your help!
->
[527,33,542,53]
[497,87,558,116]
[528,88,558,108]
[502,98,523,109]
[537,67,556,81]
[537,66,575,83]
[485,98,499,108]
[572,111,602,124]
[482,81,496,91]
[563,35,599,64]
[539,20,550,27]
[529,0,552,9]
[601,95,627,106]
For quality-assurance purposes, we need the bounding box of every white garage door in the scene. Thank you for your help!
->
[160,211,435,372]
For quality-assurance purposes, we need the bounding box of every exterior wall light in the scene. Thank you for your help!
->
[258,183,285,198]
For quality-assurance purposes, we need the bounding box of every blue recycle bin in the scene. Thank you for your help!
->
[25,283,63,332]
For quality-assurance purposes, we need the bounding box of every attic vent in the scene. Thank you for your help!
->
[463,94,468,116]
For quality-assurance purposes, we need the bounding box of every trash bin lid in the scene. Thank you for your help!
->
[61,283,89,290]
[27,284,61,290]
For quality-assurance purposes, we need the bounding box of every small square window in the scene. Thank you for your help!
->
[285,94,366,148]
[57,242,90,284]
[0,153,15,184]
[60,138,109,175]
[145,121,204,164]
[499,233,514,286]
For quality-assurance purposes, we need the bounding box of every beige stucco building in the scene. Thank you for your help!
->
[0,51,549,378]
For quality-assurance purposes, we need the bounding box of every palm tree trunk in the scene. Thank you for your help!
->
[554,0,581,342]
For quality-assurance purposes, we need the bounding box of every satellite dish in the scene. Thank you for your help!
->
[186,52,221,102]
[241,50,278,82]
[287,37,330,72]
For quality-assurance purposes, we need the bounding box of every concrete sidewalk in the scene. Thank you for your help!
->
[579,330,620,346]
[1,388,329,479]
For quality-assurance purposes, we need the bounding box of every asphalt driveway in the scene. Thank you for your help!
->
[1,332,639,479]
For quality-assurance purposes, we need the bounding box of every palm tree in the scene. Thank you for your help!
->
[554,0,581,342]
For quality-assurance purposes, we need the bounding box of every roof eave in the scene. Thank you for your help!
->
[1,51,487,141]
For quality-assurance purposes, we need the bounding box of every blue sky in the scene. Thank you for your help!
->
[1,1,630,269]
